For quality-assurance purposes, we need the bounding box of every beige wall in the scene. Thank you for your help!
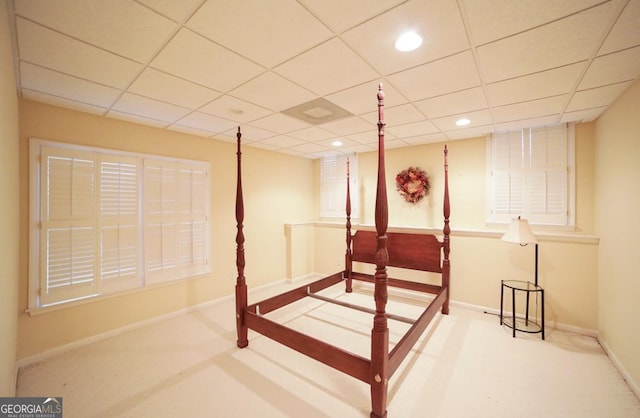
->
[17,100,315,359]
[594,78,640,393]
[0,1,20,396]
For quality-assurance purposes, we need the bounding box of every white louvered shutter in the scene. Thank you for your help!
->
[489,124,570,225]
[40,147,98,305]
[98,155,140,291]
[144,160,179,283]
[320,154,358,219]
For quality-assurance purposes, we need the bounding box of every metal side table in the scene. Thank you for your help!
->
[500,280,545,340]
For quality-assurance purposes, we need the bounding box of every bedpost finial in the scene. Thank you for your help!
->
[236,126,242,140]
[377,83,384,102]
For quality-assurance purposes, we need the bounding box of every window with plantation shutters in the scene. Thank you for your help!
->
[488,123,575,226]
[320,154,358,219]
[30,139,210,310]
[143,160,209,284]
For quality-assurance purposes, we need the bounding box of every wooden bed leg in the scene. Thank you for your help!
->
[442,145,451,315]
[345,157,353,293]
[370,296,389,418]
[370,83,389,418]
[235,127,249,348]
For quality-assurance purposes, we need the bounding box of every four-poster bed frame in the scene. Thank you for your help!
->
[234,84,450,418]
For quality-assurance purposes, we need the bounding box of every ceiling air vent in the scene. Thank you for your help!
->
[282,97,352,125]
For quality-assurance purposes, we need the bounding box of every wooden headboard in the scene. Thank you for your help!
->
[351,230,443,273]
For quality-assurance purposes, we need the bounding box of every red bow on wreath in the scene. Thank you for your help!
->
[396,167,430,204]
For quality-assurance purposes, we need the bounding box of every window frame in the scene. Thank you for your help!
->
[486,123,576,227]
[29,138,211,311]
[320,153,359,220]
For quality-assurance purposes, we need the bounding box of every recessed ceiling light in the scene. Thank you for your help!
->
[456,118,471,126]
[332,140,343,147]
[395,31,423,52]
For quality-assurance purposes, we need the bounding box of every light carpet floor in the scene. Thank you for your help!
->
[16,280,640,417]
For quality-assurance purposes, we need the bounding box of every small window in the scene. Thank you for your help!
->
[320,154,358,219]
[487,123,575,226]
[29,139,211,310]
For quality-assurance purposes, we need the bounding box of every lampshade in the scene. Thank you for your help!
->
[501,217,538,244]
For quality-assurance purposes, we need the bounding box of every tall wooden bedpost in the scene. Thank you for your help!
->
[345,157,353,293]
[235,127,248,348]
[442,145,451,315]
[370,83,389,418]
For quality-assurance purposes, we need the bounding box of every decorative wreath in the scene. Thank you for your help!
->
[395,166,430,204]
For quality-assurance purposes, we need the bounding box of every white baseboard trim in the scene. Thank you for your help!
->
[598,337,640,400]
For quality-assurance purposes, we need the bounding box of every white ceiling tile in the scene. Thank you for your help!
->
[230,71,316,112]
[136,0,205,23]
[287,126,336,142]
[259,135,307,148]
[403,133,449,145]
[476,2,620,83]
[250,113,311,134]
[107,110,169,128]
[321,116,375,136]
[383,104,426,126]
[274,38,379,96]
[299,0,404,33]
[431,109,493,132]
[387,120,439,139]
[289,142,332,155]
[485,63,586,107]
[16,18,141,88]
[338,144,377,154]
[462,0,607,45]
[112,93,191,123]
[387,51,481,101]
[444,125,493,140]
[199,95,272,123]
[16,0,178,62]
[314,137,361,149]
[222,125,276,143]
[561,107,608,123]
[495,115,562,132]
[173,111,237,133]
[342,0,469,75]
[326,81,406,116]
[383,138,411,149]
[414,87,487,119]
[151,28,264,92]
[492,95,568,123]
[22,89,107,115]
[579,46,640,90]
[20,62,121,108]
[186,0,333,68]
[246,141,280,152]
[598,0,640,55]
[166,124,214,138]
[129,68,221,109]
[345,131,383,145]
[567,81,633,112]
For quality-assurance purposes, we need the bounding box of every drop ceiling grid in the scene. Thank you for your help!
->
[8,0,640,158]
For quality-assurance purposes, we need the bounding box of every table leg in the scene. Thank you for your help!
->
[541,288,545,340]
[500,281,504,325]
[511,287,516,338]
[525,289,530,326]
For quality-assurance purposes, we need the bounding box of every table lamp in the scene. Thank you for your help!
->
[501,216,539,286]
